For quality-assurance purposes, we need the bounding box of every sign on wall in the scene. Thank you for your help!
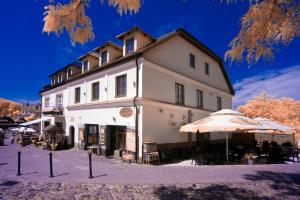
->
[119,107,133,118]
[79,128,84,142]
[99,126,106,146]
[126,127,135,152]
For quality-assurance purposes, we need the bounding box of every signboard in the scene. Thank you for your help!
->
[99,126,106,145]
[119,107,133,118]
[79,128,84,142]
[126,128,135,152]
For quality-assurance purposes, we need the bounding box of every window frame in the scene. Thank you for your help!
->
[55,94,63,108]
[217,96,222,111]
[175,83,185,105]
[44,97,50,108]
[83,60,89,73]
[101,50,108,65]
[91,82,100,101]
[205,62,210,76]
[115,74,127,97]
[196,89,203,109]
[125,37,134,55]
[74,87,81,104]
[190,53,195,68]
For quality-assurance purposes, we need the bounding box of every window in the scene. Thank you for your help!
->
[196,90,203,108]
[45,97,50,108]
[67,68,72,79]
[83,60,89,72]
[190,53,195,68]
[101,51,108,65]
[217,96,222,111]
[56,94,63,108]
[51,77,56,85]
[91,82,100,101]
[75,87,81,103]
[175,83,184,105]
[205,62,210,75]
[116,75,127,97]
[126,37,134,54]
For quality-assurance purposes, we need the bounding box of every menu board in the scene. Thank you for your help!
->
[79,128,84,142]
[126,128,136,152]
[99,126,106,145]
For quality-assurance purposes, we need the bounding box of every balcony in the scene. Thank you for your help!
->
[42,105,64,115]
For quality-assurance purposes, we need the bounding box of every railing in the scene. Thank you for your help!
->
[42,105,64,115]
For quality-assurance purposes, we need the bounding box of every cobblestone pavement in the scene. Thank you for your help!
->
[0,181,300,200]
[1,141,300,199]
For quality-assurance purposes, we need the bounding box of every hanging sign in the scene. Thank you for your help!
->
[119,107,133,118]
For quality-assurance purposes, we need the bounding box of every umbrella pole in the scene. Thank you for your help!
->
[226,132,229,163]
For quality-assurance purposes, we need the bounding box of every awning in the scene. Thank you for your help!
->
[20,117,51,126]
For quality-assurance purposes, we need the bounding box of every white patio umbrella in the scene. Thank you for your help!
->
[25,128,36,133]
[179,109,276,162]
[10,127,20,132]
[18,127,27,133]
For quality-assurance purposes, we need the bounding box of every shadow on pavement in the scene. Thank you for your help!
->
[21,172,38,176]
[153,184,271,200]
[93,174,107,178]
[0,181,19,187]
[244,171,300,196]
[54,172,69,177]
[0,163,8,166]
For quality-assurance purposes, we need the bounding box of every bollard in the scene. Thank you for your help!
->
[16,151,21,176]
[49,152,54,178]
[88,152,93,179]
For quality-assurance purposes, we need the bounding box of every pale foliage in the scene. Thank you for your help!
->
[0,98,22,117]
[24,113,38,122]
[238,92,300,128]
[225,0,300,63]
[43,0,140,44]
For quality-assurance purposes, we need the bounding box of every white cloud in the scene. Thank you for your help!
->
[233,65,300,108]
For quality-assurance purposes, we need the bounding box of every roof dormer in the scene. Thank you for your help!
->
[117,26,156,56]
[78,52,99,73]
[94,41,122,66]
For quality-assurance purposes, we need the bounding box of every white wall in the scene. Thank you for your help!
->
[144,35,232,94]
[142,61,232,111]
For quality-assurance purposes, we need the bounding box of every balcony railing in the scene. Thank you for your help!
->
[42,105,64,115]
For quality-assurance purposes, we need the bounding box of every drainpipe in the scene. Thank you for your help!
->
[133,55,140,162]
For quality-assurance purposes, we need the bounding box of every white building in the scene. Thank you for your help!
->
[39,26,234,161]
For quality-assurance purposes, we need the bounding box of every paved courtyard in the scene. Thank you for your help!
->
[1,140,300,199]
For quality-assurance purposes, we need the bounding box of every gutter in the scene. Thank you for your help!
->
[133,54,140,162]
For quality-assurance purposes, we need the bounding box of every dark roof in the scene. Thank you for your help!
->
[116,26,156,41]
[93,41,122,52]
[41,28,234,95]
[49,61,82,77]
[0,116,15,124]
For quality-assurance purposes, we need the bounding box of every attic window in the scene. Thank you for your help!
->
[101,50,108,65]
[83,60,89,72]
[126,37,134,55]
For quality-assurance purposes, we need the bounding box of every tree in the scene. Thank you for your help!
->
[0,98,22,117]
[43,0,300,63]
[237,92,300,128]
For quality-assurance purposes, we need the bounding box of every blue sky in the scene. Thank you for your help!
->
[0,0,299,108]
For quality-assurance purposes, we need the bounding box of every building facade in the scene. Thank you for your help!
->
[40,27,234,161]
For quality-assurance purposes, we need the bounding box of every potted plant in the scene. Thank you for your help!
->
[244,153,255,165]
[122,152,134,164]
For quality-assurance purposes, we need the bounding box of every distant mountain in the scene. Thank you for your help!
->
[0,98,22,117]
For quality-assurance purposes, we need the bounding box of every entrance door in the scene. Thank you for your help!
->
[69,126,75,148]
[106,125,126,155]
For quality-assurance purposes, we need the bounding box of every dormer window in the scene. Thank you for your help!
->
[126,37,134,55]
[101,50,108,65]
[83,60,89,73]
[67,68,72,79]
[51,77,56,85]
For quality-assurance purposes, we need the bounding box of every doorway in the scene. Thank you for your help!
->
[69,126,75,148]
[106,125,127,155]
[84,124,99,150]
